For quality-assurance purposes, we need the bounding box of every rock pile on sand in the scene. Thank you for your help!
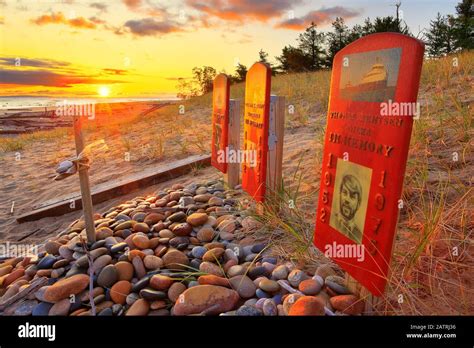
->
[0,180,365,316]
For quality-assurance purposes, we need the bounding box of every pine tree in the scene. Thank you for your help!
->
[276,45,312,73]
[425,13,456,57]
[258,49,277,75]
[371,16,410,34]
[362,18,374,35]
[348,24,365,42]
[233,63,247,83]
[297,22,326,70]
[453,0,474,50]
[258,49,269,63]
[326,17,350,65]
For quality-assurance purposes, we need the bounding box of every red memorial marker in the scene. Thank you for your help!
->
[314,33,425,296]
[242,62,272,202]
[211,73,230,173]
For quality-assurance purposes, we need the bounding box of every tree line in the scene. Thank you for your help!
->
[177,0,472,99]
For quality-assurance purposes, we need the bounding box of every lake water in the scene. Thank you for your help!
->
[0,96,180,110]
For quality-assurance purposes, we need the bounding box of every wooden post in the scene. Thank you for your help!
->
[266,95,285,199]
[345,274,379,315]
[255,95,285,215]
[73,116,96,243]
[224,99,241,189]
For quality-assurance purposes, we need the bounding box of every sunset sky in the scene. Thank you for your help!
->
[0,0,458,98]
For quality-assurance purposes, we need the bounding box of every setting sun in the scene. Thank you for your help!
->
[98,86,110,97]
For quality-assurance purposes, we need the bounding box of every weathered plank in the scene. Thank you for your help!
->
[0,277,48,311]
[223,99,241,189]
[17,154,211,223]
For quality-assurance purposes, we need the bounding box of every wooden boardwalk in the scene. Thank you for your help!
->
[16,154,211,223]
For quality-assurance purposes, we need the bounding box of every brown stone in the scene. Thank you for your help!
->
[110,280,132,305]
[199,261,225,277]
[148,237,160,249]
[282,293,303,315]
[70,308,88,316]
[298,279,322,295]
[92,255,112,272]
[45,240,62,255]
[329,295,365,315]
[115,261,134,281]
[166,282,186,303]
[3,268,25,287]
[132,234,150,249]
[0,265,13,277]
[259,279,280,293]
[202,248,225,262]
[162,250,189,270]
[49,298,71,316]
[229,275,256,299]
[150,300,167,310]
[97,264,118,288]
[186,213,209,226]
[133,222,150,233]
[128,250,146,261]
[204,242,225,250]
[95,300,113,312]
[126,298,150,316]
[196,228,215,242]
[172,223,192,236]
[198,275,231,288]
[223,259,238,273]
[44,274,90,302]
[53,259,69,269]
[80,287,104,302]
[193,194,212,203]
[217,219,236,233]
[173,285,239,315]
[96,227,114,240]
[158,229,174,238]
[132,256,146,279]
[150,275,174,290]
[144,213,165,225]
[143,255,163,270]
[154,245,167,257]
[288,296,325,316]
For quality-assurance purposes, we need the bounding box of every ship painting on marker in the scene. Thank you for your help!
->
[340,47,401,103]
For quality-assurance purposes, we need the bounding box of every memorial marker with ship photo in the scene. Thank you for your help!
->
[339,47,401,103]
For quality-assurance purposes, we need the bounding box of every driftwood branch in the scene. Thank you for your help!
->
[0,276,48,311]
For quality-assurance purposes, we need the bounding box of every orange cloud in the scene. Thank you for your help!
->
[123,18,183,36]
[188,0,302,23]
[276,6,360,30]
[31,12,97,29]
[123,0,142,10]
